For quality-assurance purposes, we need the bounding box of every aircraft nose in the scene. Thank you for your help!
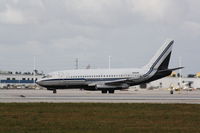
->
[36,80,43,86]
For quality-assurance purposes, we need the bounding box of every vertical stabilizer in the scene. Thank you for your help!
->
[143,39,174,71]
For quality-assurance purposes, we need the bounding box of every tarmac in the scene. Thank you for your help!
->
[0,89,200,104]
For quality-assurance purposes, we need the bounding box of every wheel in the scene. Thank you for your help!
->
[53,89,57,94]
[108,89,115,94]
[101,90,107,94]
[170,90,173,94]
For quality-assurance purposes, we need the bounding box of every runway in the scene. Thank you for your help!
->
[0,89,200,104]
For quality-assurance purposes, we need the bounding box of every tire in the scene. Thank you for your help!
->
[101,90,107,94]
[108,89,115,94]
[53,89,57,94]
[170,90,173,94]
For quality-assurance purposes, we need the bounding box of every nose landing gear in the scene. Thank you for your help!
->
[53,89,57,94]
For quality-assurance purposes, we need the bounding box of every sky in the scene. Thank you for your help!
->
[0,0,199,74]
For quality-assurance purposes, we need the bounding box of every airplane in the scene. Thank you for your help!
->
[36,39,183,94]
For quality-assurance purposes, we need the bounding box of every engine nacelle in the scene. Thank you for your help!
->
[95,83,129,90]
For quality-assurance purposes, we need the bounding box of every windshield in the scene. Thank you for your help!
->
[42,74,52,79]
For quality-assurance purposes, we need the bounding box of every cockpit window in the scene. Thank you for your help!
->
[42,74,52,78]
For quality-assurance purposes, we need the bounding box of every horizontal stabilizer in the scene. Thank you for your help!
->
[158,67,184,73]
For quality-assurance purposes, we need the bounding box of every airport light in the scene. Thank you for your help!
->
[33,56,36,84]
[109,56,111,70]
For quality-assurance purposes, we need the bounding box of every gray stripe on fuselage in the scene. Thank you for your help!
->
[42,78,125,82]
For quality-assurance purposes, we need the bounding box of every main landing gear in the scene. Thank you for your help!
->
[47,88,57,94]
[102,90,107,94]
[101,89,115,94]
[53,89,57,94]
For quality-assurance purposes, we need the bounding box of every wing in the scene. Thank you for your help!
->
[88,78,129,89]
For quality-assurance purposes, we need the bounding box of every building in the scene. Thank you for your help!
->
[132,77,200,90]
[196,72,200,78]
[0,71,43,89]
[0,70,200,90]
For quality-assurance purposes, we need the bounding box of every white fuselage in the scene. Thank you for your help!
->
[37,68,152,88]
[36,39,179,93]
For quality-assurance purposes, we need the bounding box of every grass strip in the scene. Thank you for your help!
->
[0,103,199,133]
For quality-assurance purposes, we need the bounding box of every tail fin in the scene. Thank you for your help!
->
[143,39,174,71]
